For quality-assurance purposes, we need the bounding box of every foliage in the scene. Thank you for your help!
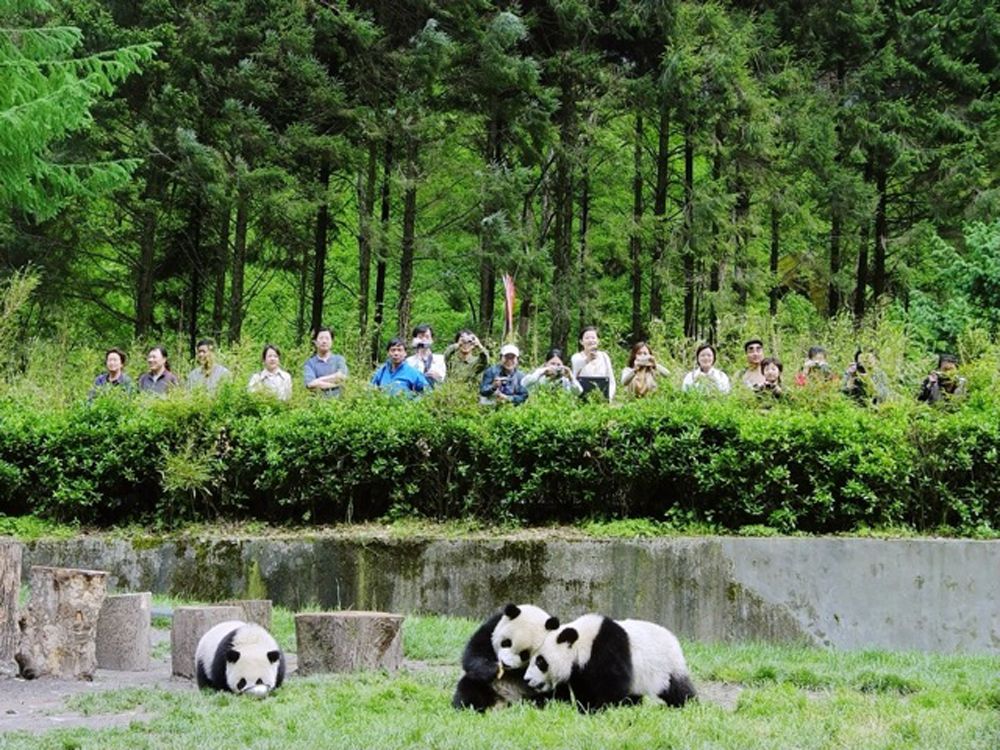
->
[2,375,1000,534]
[0,0,155,219]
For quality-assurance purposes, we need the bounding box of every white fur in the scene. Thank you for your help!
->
[490,604,553,670]
[524,614,690,702]
[195,620,283,695]
[524,613,604,691]
[617,619,688,698]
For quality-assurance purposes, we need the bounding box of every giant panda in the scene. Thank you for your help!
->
[452,603,562,711]
[195,620,286,698]
[523,613,696,712]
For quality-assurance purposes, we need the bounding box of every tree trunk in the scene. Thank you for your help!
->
[478,113,502,336]
[187,200,203,357]
[396,137,419,338]
[310,158,331,337]
[212,202,231,340]
[682,127,696,339]
[371,137,393,364]
[733,185,751,308]
[650,99,670,321]
[855,215,871,322]
[358,139,378,338]
[135,169,165,337]
[16,566,107,680]
[873,167,888,302]
[629,113,644,342]
[549,82,576,352]
[295,611,404,676]
[769,201,780,317]
[828,209,841,316]
[0,538,20,677]
[577,158,590,333]
[227,183,250,344]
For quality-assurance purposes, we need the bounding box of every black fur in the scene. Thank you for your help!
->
[660,672,697,707]
[452,608,556,712]
[198,626,239,691]
[565,617,634,712]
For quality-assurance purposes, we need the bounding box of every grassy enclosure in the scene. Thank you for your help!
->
[0,611,997,749]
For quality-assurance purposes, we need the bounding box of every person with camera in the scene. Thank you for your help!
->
[571,326,616,401]
[479,343,529,405]
[405,323,446,388]
[621,341,670,398]
[443,329,489,384]
[794,346,834,386]
[523,348,583,394]
[917,353,966,404]
[756,357,784,398]
[842,349,889,405]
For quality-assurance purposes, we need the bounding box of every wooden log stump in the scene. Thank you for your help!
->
[16,566,108,680]
[96,593,152,671]
[0,538,22,677]
[170,605,243,679]
[220,599,272,631]
[295,610,404,676]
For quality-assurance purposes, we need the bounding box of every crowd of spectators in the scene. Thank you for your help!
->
[87,325,969,408]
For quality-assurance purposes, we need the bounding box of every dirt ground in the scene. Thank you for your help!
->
[0,630,740,735]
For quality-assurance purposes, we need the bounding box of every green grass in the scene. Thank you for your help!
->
[1,618,997,749]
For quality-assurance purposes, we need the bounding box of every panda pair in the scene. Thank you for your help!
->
[195,620,286,698]
[453,604,696,713]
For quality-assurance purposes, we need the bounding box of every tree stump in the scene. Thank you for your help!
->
[220,599,272,631]
[295,611,404,676]
[0,538,22,677]
[96,593,152,671]
[16,566,108,680]
[170,605,243,679]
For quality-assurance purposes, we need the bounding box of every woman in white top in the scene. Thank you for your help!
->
[570,326,616,401]
[681,343,731,394]
[621,341,670,398]
[247,344,292,401]
[523,348,583,394]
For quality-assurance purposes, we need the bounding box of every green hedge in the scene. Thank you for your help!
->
[1,384,998,533]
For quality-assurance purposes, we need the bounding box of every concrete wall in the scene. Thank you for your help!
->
[19,534,1000,654]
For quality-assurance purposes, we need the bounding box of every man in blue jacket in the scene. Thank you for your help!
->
[479,343,529,405]
[371,338,428,397]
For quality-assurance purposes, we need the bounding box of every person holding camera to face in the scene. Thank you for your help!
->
[523,348,583,394]
[405,323,446,388]
[621,341,670,398]
[479,344,529,405]
[443,329,489,384]
[917,353,966,404]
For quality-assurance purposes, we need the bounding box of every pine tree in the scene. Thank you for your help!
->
[0,0,154,219]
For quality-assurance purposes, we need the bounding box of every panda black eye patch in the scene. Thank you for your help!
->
[236,678,247,691]
[500,639,512,648]
[536,656,548,672]
[519,649,530,663]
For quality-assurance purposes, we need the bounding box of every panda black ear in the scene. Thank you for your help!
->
[545,617,560,631]
[503,603,521,619]
[226,649,241,664]
[556,628,578,646]
[267,650,280,664]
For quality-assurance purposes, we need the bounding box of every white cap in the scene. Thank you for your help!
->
[500,344,520,357]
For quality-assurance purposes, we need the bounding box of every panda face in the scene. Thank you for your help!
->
[490,604,559,670]
[223,625,283,696]
[524,626,577,692]
[225,645,282,695]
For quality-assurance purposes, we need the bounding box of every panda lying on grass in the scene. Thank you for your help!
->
[524,613,696,712]
[452,603,563,711]
[195,620,286,698]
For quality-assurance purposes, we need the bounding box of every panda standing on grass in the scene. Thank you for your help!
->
[195,620,286,698]
[452,603,562,711]
[524,613,696,712]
